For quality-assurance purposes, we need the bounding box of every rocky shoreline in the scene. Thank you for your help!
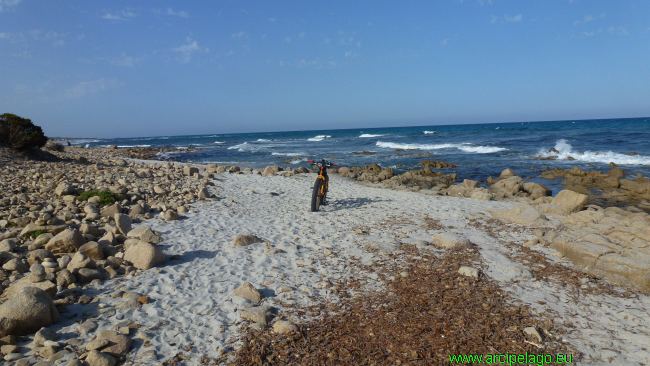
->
[1,146,649,365]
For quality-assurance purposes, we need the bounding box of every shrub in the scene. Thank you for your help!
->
[77,190,119,206]
[0,113,48,151]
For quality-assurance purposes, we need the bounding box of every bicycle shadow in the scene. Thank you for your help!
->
[327,197,386,211]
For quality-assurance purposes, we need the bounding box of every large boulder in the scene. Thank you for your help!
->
[126,226,162,244]
[123,241,166,270]
[490,176,523,198]
[0,287,59,336]
[45,228,85,255]
[551,190,588,214]
[78,241,105,260]
[262,165,280,176]
[233,282,262,303]
[522,182,551,200]
[490,204,546,226]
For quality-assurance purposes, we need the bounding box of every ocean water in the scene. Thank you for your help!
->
[64,117,650,189]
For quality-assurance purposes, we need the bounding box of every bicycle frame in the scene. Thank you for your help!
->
[317,166,328,197]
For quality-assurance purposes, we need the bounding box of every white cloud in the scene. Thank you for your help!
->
[491,14,523,24]
[574,13,605,26]
[64,78,120,99]
[0,0,21,12]
[231,31,248,40]
[165,7,189,18]
[172,37,208,63]
[607,26,629,36]
[111,54,140,67]
[0,29,67,46]
[102,9,136,21]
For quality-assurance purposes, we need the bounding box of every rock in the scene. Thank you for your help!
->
[458,266,480,278]
[240,307,268,326]
[56,269,76,288]
[431,233,470,249]
[123,241,166,270]
[67,252,93,272]
[100,204,122,219]
[86,350,116,366]
[77,319,98,336]
[523,326,544,343]
[522,182,551,200]
[198,187,210,200]
[262,165,280,176]
[499,168,516,178]
[0,287,59,336]
[54,183,73,196]
[76,268,104,283]
[45,229,85,255]
[490,204,546,226]
[233,234,263,246]
[469,188,493,200]
[233,282,262,303]
[113,214,132,236]
[0,239,17,252]
[2,258,28,273]
[30,263,46,283]
[4,276,57,298]
[85,338,111,351]
[33,327,56,347]
[551,190,589,214]
[272,320,298,334]
[78,242,105,260]
[183,166,199,176]
[161,209,178,221]
[490,176,523,198]
[127,226,162,244]
[90,330,131,357]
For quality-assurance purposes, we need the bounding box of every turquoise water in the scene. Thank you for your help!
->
[65,117,650,186]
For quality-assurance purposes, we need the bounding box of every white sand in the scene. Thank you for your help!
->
[58,173,649,364]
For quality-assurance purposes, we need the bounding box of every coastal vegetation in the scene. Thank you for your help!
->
[0,113,48,151]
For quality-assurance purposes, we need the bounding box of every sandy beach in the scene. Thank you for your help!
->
[0,146,648,365]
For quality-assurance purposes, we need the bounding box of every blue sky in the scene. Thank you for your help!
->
[1,0,649,137]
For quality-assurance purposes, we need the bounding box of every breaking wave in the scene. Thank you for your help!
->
[359,133,384,138]
[271,152,305,157]
[307,135,331,142]
[423,130,436,135]
[537,139,650,165]
[376,141,507,154]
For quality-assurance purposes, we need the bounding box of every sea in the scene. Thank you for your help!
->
[61,117,650,192]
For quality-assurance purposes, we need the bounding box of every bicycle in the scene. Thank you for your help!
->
[308,159,335,212]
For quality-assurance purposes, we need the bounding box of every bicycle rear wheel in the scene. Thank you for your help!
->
[311,178,323,212]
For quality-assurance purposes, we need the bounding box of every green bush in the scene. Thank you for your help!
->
[78,190,118,206]
[27,229,48,239]
[0,113,48,151]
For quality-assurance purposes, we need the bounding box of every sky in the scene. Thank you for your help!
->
[1,0,649,138]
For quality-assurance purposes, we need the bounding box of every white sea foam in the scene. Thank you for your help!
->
[271,152,305,157]
[376,141,506,153]
[423,130,436,135]
[256,138,271,142]
[538,139,650,165]
[359,133,384,138]
[63,138,102,145]
[117,144,152,148]
[227,142,260,152]
[213,141,225,144]
[307,135,331,142]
